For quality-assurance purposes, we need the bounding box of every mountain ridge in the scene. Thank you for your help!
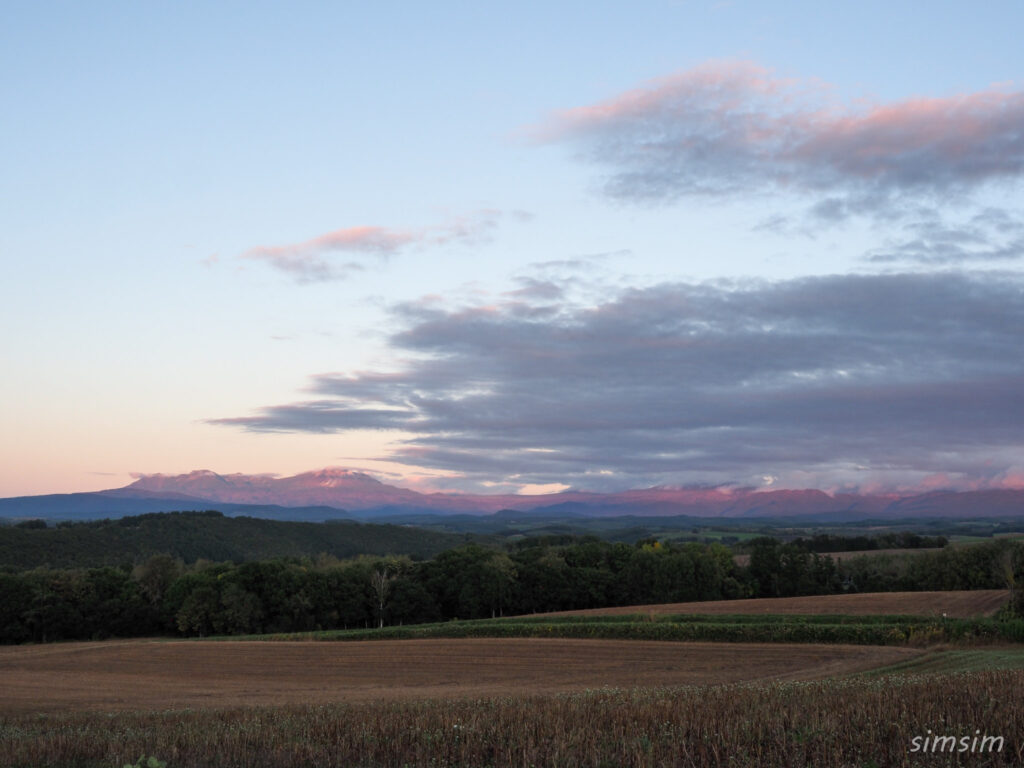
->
[2,468,1021,521]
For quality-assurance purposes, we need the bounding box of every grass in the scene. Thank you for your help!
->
[866,647,1024,676]
[947,535,998,543]
[2,671,1021,767]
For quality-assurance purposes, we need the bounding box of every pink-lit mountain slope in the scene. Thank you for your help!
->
[114,469,1024,519]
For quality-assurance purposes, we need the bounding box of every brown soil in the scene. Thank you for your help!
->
[538,590,1009,618]
[0,638,919,714]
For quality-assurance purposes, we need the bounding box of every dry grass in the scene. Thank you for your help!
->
[538,590,1010,619]
[2,672,1021,767]
[0,637,920,715]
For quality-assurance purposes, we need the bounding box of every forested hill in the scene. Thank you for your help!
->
[0,512,477,570]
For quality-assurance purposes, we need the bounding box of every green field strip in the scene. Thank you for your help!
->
[210,613,1024,646]
[866,647,1024,676]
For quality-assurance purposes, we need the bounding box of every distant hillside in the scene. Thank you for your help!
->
[0,511,478,570]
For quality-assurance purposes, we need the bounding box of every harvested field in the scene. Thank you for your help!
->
[0,637,919,714]
[4,671,1023,767]
[538,589,1009,619]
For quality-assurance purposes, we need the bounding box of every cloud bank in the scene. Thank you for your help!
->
[534,61,1024,219]
[211,271,1024,492]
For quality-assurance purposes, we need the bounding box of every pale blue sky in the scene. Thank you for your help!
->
[3,1,1023,496]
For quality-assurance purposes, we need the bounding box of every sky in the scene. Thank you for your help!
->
[3,1,1023,497]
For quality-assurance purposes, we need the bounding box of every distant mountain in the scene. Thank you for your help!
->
[2,468,1022,522]
[119,470,895,517]
[119,468,424,508]
[122,468,611,513]
[882,489,1024,519]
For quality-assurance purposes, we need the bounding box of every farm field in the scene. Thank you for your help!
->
[539,589,1009,618]
[2,592,1019,766]
[2,667,1022,767]
[0,637,921,715]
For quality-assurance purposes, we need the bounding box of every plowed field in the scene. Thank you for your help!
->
[0,638,919,714]
[538,590,1008,618]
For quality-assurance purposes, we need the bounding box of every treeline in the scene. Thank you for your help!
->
[3,536,1022,644]
[835,541,1020,593]
[748,536,1022,596]
[0,511,473,569]
[733,532,949,554]
[0,540,741,642]
[789,532,949,553]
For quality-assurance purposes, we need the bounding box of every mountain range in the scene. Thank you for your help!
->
[1,468,1023,522]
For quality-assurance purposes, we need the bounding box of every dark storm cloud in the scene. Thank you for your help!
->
[209,272,1024,489]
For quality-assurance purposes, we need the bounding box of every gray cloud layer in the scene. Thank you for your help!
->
[866,209,1024,265]
[211,271,1024,491]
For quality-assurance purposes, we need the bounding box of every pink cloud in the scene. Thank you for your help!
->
[248,226,416,259]
[241,210,512,282]
[993,471,1024,490]
[533,60,1024,209]
[793,91,1024,185]
[534,61,802,140]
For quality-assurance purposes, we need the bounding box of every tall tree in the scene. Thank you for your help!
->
[370,567,395,629]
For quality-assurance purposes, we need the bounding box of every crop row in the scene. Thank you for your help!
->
[476,612,972,626]
[237,615,1024,646]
